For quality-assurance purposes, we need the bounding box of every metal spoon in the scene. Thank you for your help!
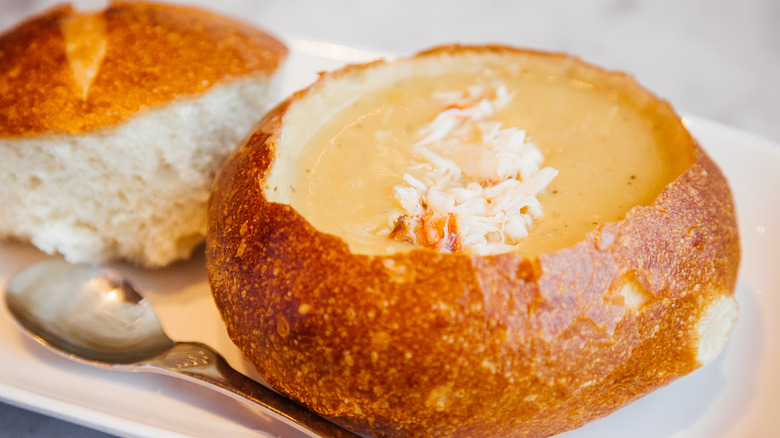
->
[3,259,359,438]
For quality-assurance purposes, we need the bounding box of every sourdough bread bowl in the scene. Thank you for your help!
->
[0,1,287,266]
[206,45,740,437]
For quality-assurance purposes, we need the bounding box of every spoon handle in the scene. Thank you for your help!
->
[141,342,360,438]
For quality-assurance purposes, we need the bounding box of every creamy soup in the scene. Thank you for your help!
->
[285,69,690,257]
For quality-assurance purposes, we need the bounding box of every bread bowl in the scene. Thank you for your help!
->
[206,45,740,437]
[0,1,287,266]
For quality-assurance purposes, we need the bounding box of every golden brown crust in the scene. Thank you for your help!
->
[0,1,287,136]
[206,45,740,437]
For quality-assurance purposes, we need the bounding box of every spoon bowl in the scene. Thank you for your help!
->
[6,260,173,364]
[4,259,359,438]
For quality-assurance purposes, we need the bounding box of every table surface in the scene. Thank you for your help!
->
[0,0,778,437]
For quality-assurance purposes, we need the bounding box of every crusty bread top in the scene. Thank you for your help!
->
[0,1,287,137]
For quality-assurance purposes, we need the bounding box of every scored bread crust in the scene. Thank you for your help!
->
[0,1,287,136]
[206,45,740,437]
[0,1,288,266]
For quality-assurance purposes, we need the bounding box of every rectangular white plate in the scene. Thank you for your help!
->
[1,37,778,438]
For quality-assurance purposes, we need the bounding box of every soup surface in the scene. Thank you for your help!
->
[286,68,687,257]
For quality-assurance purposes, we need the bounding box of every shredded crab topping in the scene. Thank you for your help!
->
[388,82,558,255]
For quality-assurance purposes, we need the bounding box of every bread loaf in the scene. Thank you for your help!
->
[206,45,740,437]
[0,1,287,266]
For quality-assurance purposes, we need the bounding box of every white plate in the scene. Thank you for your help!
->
[1,37,778,438]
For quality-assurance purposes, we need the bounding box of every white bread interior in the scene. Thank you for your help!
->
[696,291,739,365]
[0,73,283,267]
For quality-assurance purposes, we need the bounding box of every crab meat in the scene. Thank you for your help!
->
[388,82,558,255]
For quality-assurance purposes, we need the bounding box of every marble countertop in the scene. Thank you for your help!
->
[0,0,777,437]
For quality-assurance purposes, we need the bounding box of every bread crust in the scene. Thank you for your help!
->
[206,45,740,437]
[0,1,287,136]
